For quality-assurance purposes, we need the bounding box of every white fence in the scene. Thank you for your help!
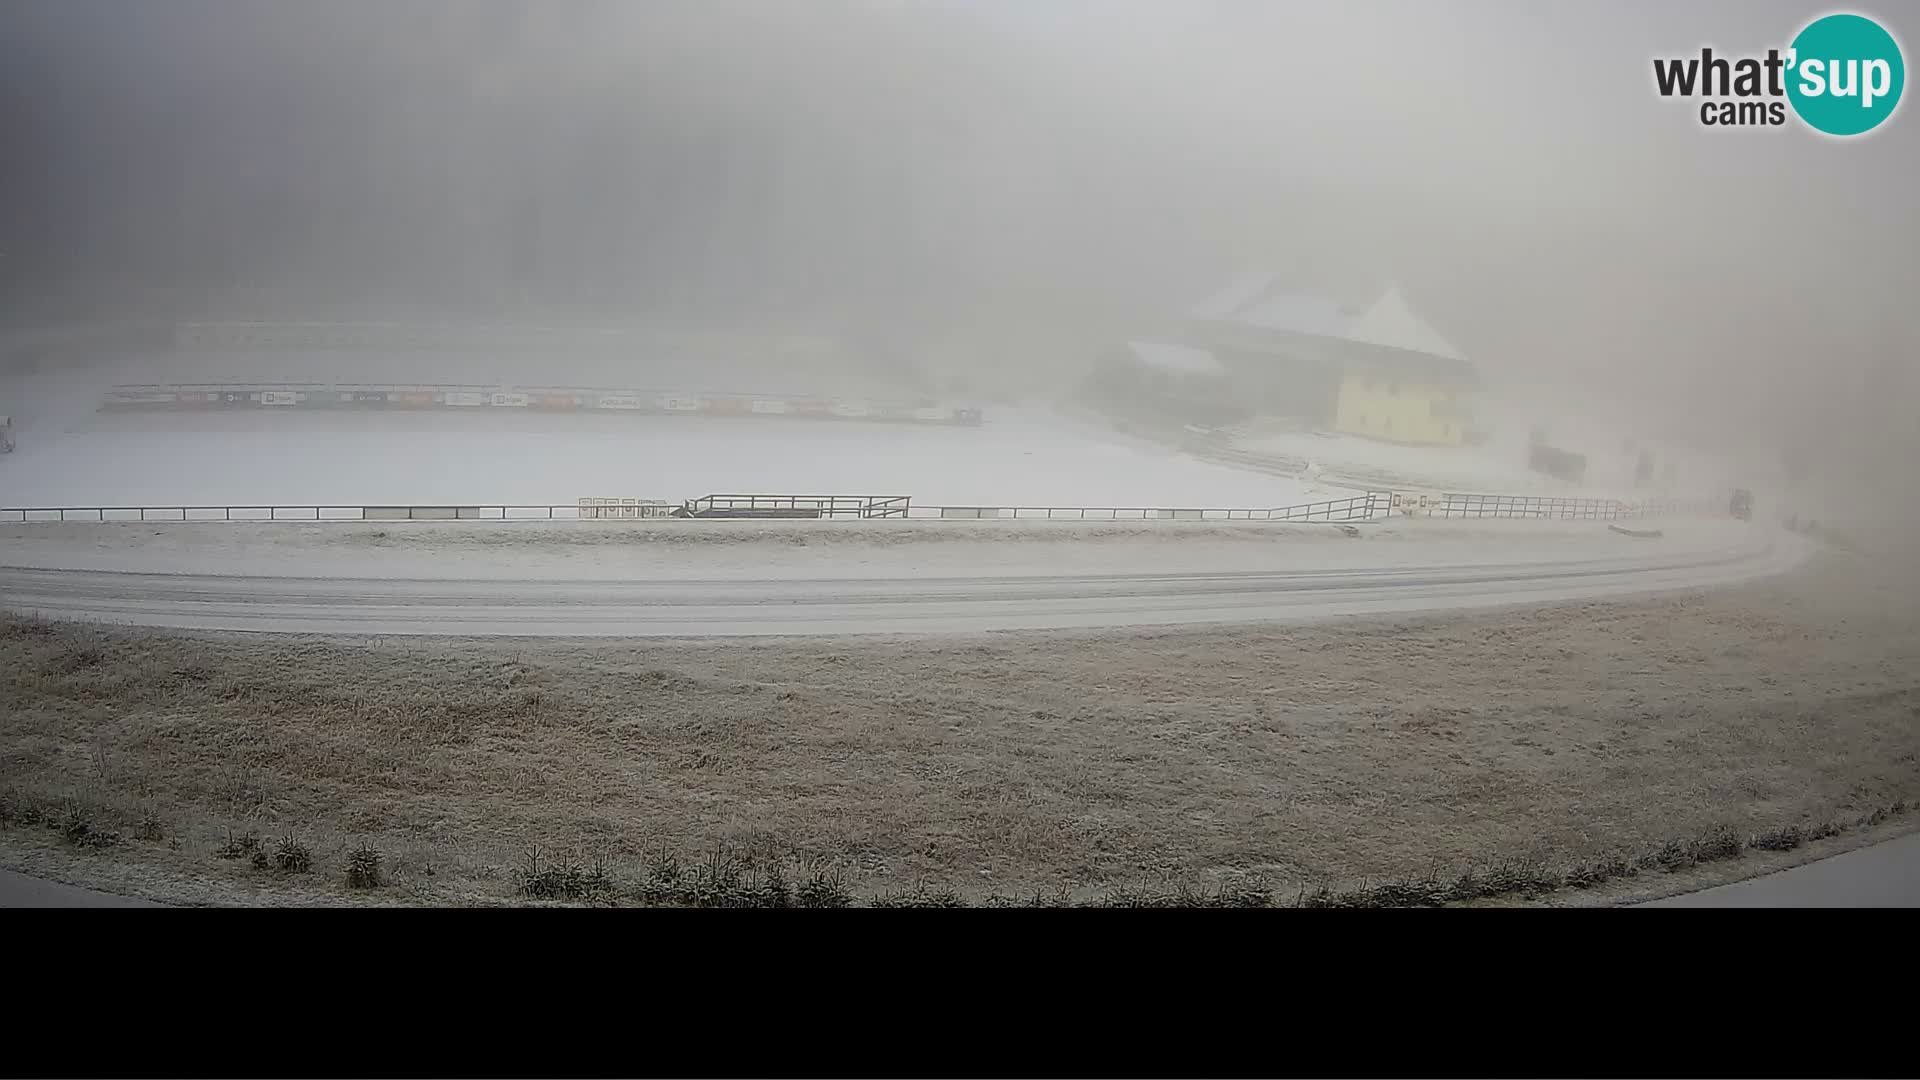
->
[1,489,1733,526]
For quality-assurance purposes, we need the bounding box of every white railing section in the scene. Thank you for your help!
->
[1,490,1735,526]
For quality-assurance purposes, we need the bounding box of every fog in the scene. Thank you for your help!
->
[3,0,1915,499]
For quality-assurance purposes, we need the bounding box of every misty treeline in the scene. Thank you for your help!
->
[2,0,1914,478]
[3,1,1244,336]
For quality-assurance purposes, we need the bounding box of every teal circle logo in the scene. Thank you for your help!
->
[1786,13,1905,136]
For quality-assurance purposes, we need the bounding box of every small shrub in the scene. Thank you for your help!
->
[271,834,313,875]
[688,851,749,908]
[250,848,271,871]
[637,848,687,906]
[868,884,966,909]
[581,856,615,903]
[345,843,384,889]
[1490,859,1559,896]
[217,829,261,860]
[1093,883,1171,909]
[1857,806,1893,829]
[58,801,120,849]
[1092,875,1274,908]
[1691,826,1742,864]
[1641,838,1697,873]
[514,846,574,898]
[1748,824,1807,852]
[1212,876,1275,908]
[136,812,165,843]
[1293,883,1345,909]
[513,845,609,901]
[794,861,852,909]
[1561,852,1632,889]
[1356,875,1448,908]
[746,862,791,909]
[984,885,1074,908]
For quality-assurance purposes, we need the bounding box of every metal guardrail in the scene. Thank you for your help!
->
[0,492,1391,525]
[928,493,1387,521]
[687,494,911,519]
[2,490,1731,526]
[0,505,580,523]
[101,381,986,426]
[1429,493,1720,520]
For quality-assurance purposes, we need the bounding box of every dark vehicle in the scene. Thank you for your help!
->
[0,414,13,454]
[1729,488,1753,521]
[1528,441,1587,484]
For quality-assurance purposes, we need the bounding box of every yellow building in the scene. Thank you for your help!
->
[1185,277,1478,446]
[1333,374,1473,446]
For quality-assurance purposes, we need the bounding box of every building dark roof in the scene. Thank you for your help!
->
[1339,341,1479,385]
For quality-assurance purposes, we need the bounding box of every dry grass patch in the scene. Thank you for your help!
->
[3,550,1918,904]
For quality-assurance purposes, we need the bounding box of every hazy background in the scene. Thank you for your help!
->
[2,0,1915,484]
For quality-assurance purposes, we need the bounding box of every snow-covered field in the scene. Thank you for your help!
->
[0,356,1327,508]
[1237,410,1748,501]
[1,348,1759,510]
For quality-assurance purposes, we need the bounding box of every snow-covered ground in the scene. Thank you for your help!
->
[2,348,1763,510]
[0,356,1327,509]
[1235,392,1749,501]
[1239,427,1557,492]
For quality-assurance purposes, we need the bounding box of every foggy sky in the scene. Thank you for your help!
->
[3,0,1916,460]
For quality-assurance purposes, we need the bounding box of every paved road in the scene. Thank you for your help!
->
[0,868,162,908]
[0,533,1803,636]
[1647,832,1920,907]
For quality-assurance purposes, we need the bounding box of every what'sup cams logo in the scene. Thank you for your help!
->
[1654,12,1904,136]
